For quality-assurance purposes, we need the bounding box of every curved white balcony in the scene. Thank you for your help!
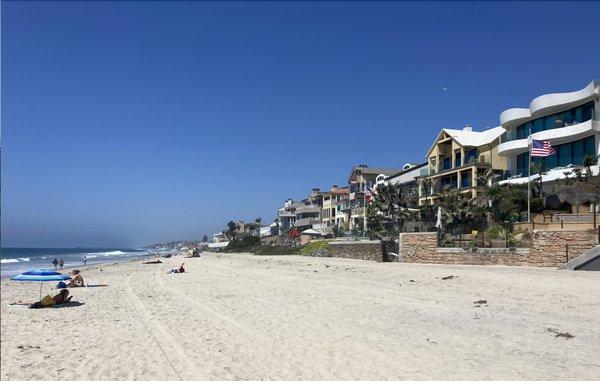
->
[498,119,598,156]
[500,108,531,129]
[497,138,529,156]
[500,80,599,128]
[530,80,598,117]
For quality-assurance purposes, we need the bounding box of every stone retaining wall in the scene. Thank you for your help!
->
[552,213,594,224]
[531,229,598,266]
[328,241,384,262]
[399,229,598,267]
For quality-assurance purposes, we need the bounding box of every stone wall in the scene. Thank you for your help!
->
[328,241,384,262]
[530,229,598,266]
[399,230,598,267]
[552,213,594,224]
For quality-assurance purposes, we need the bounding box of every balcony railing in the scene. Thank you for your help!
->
[502,117,597,143]
[350,207,365,216]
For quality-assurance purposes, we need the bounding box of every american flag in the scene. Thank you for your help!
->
[531,139,555,157]
[365,186,374,202]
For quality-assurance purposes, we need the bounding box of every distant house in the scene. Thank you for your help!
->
[237,221,261,236]
[348,165,403,231]
[275,189,324,234]
[383,162,427,208]
[321,185,349,230]
[212,232,228,243]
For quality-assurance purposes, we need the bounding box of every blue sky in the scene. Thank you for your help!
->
[2,1,599,247]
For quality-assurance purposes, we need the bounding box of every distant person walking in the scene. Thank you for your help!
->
[83,256,87,267]
[52,258,59,270]
[59,257,64,269]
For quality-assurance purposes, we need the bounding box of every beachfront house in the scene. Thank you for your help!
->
[497,80,599,185]
[275,190,324,234]
[418,125,507,205]
[321,185,350,230]
[383,162,427,208]
[348,165,402,231]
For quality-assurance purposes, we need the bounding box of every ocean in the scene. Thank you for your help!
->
[1,247,157,277]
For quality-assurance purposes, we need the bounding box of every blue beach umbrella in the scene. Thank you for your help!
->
[11,269,71,302]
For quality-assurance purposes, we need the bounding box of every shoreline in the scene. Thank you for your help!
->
[0,252,160,280]
[2,252,599,380]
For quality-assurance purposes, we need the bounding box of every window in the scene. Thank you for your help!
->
[572,140,584,165]
[533,119,544,133]
[460,171,471,188]
[517,125,526,139]
[443,157,452,170]
[465,149,477,164]
[455,151,462,167]
[543,116,555,131]
[584,135,595,157]
[557,144,572,167]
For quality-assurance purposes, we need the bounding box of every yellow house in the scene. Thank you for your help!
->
[418,125,507,205]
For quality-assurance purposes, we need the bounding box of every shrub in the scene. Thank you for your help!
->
[224,235,261,252]
[440,238,455,247]
[299,241,331,255]
[487,224,509,240]
[253,246,298,256]
[530,197,544,213]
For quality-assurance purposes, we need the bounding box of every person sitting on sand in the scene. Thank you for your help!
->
[168,263,185,274]
[67,270,85,287]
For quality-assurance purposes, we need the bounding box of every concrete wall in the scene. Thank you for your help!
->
[399,229,598,267]
[328,241,383,262]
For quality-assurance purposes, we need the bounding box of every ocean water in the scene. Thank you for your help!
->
[1,247,156,277]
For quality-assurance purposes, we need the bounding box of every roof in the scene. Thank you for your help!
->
[331,187,349,195]
[426,126,506,157]
[348,166,402,182]
[385,162,427,181]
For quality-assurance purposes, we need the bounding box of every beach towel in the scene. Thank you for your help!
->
[56,283,107,288]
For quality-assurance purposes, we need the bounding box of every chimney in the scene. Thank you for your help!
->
[463,124,472,132]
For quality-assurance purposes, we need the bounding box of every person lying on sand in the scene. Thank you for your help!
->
[144,259,163,264]
[167,263,186,273]
[28,290,73,309]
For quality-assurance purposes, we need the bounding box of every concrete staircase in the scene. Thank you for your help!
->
[559,245,600,271]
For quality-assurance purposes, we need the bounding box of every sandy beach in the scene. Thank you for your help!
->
[1,253,599,380]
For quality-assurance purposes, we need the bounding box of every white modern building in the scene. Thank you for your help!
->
[498,80,599,181]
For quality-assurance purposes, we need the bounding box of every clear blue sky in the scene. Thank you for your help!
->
[2,1,599,248]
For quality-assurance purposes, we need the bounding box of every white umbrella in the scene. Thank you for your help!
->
[436,207,443,229]
[301,229,323,236]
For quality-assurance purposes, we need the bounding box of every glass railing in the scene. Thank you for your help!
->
[503,117,596,143]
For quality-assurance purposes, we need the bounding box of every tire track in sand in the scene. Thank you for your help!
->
[124,272,205,380]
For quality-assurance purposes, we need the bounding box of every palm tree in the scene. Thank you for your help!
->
[366,183,414,237]
[436,188,475,247]
[226,221,239,240]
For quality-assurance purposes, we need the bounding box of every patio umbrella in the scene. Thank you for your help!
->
[436,207,443,229]
[11,269,71,302]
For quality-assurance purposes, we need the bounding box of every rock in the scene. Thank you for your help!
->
[314,249,331,257]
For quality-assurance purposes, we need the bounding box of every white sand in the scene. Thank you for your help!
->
[2,253,599,380]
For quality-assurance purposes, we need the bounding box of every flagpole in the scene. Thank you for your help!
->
[363,178,367,237]
[527,127,532,223]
